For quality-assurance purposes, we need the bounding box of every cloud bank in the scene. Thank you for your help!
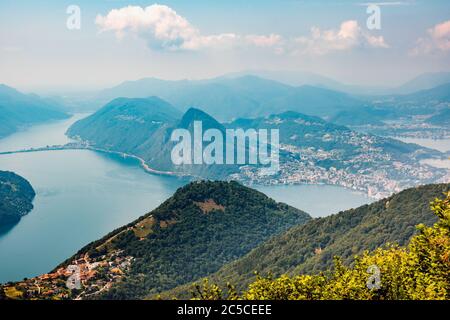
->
[95,4,388,55]
[411,20,450,55]
[293,20,388,55]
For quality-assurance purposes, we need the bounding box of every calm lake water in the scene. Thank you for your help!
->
[394,137,450,152]
[0,114,88,152]
[256,184,371,217]
[420,158,450,169]
[0,115,371,283]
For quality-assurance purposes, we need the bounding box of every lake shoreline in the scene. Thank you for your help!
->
[2,143,376,200]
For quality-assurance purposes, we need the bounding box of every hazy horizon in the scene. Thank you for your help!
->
[1,0,450,93]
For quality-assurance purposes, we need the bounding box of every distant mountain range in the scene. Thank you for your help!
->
[398,82,450,104]
[95,70,450,103]
[393,72,450,95]
[0,84,68,138]
[95,76,366,121]
[222,70,350,90]
[7,70,449,117]
[89,73,450,124]
[226,70,450,95]
[331,82,450,127]
[0,171,35,228]
[13,70,447,129]
[221,70,391,95]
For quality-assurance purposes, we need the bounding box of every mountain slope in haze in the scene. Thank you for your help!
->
[399,82,450,104]
[96,76,365,121]
[1,181,311,300]
[0,171,35,227]
[367,82,450,118]
[329,107,388,126]
[224,70,409,95]
[394,72,450,94]
[221,70,345,89]
[258,84,363,121]
[0,84,68,138]
[161,183,450,298]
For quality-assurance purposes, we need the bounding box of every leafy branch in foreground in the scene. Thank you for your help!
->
[193,192,450,300]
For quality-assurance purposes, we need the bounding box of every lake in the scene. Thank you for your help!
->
[0,115,371,283]
[256,184,371,217]
[0,114,88,152]
[394,137,450,152]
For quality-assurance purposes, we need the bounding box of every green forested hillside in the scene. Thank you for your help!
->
[59,181,310,299]
[66,96,181,153]
[0,171,35,227]
[161,183,450,298]
[195,191,450,300]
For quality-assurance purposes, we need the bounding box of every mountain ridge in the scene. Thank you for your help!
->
[95,75,364,121]
[0,84,68,138]
[159,182,450,299]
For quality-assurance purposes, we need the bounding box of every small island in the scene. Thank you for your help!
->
[0,171,36,227]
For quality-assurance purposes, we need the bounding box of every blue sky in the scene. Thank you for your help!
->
[0,0,449,92]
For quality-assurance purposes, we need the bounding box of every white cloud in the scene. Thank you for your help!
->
[245,34,282,48]
[96,5,387,55]
[411,20,450,55]
[293,20,388,55]
[96,5,199,50]
[365,34,389,48]
[95,4,281,51]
